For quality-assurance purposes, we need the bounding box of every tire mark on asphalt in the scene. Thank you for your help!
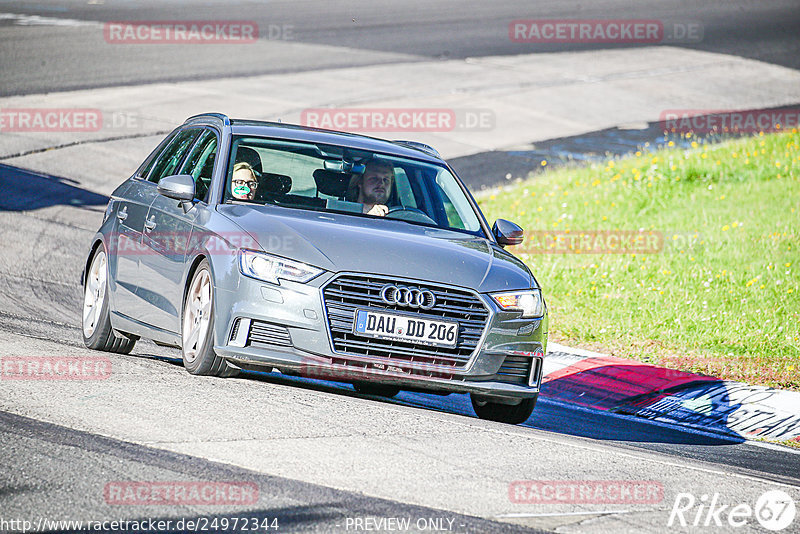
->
[0,130,170,162]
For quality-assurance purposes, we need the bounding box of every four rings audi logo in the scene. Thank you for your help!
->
[380,285,436,310]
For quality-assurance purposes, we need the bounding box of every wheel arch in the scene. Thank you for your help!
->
[82,238,107,287]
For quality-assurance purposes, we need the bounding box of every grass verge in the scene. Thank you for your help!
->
[478,130,799,390]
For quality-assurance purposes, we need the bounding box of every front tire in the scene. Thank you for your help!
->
[181,260,239,377]
[82,248,137,354]
[471,394,537,425]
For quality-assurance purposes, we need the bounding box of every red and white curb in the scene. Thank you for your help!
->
[543,343,800,442]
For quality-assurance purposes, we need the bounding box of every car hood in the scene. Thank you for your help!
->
[218,204,534,293]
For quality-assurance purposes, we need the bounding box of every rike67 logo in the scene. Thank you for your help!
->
[668,490,796,531]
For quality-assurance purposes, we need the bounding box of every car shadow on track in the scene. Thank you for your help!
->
[133,350,742,447]
[0,163,108,211]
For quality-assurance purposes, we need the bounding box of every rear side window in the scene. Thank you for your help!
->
[147,128,201,183]
[136,131,177,179]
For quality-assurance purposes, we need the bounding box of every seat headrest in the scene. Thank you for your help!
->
[235,146,262,174]
[259,173,292,196]
[313,169,350,199]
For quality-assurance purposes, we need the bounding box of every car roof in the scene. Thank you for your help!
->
[184,114,444,163]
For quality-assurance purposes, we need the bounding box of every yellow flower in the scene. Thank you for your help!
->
[722,225,730,231]
[541,160,547,166]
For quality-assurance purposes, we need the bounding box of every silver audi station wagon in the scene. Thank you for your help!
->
[82,113,548,424]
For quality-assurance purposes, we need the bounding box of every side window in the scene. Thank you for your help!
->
[180,130,218,201]
[393,168,417,209]
[147,128,201,183]
[135,131,177,178]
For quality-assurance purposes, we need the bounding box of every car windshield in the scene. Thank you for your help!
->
[224,136,485,235]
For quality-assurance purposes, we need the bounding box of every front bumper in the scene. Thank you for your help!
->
[213,271,547,399]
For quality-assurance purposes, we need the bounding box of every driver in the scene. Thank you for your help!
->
[346,159,395,216]
[230,162,259,201]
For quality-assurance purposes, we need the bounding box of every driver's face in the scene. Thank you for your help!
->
[232,168,257,200]
[360,164,393,205]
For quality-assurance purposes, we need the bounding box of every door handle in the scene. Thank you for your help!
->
[116,207,128,222]
[144,216,157,232]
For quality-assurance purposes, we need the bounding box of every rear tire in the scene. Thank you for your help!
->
[82,248,137,354]
[181,260,239,377]
[471,394,537,425]
[353,383,401,398]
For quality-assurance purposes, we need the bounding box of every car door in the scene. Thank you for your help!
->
[116,127,202,325]
[138,128,217,334]
[111,132,177,317]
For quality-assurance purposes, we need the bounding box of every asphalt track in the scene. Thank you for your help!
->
[1,1,800,533]
[1,0,799,96]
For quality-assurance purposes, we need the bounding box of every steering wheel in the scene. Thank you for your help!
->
[386,206,436,224]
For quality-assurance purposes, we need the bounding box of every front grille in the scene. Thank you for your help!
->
[322,274,490,369]
[496,354,533,386]
[248,320,292,348]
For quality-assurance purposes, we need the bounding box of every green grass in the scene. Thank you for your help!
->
[478,131,800,390]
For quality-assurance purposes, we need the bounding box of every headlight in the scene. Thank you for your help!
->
[239,250,323,285]
[490,289,544,318]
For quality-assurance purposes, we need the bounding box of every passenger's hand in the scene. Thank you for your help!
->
[364,204,389,217]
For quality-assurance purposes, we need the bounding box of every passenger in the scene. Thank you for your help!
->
[346,159,395,216]
[230,162,259,201]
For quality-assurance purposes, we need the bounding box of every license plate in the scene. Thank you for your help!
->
[353,310,458,348]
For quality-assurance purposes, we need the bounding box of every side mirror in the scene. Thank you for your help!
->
[492,219,524,247]
[157,174,195,201]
